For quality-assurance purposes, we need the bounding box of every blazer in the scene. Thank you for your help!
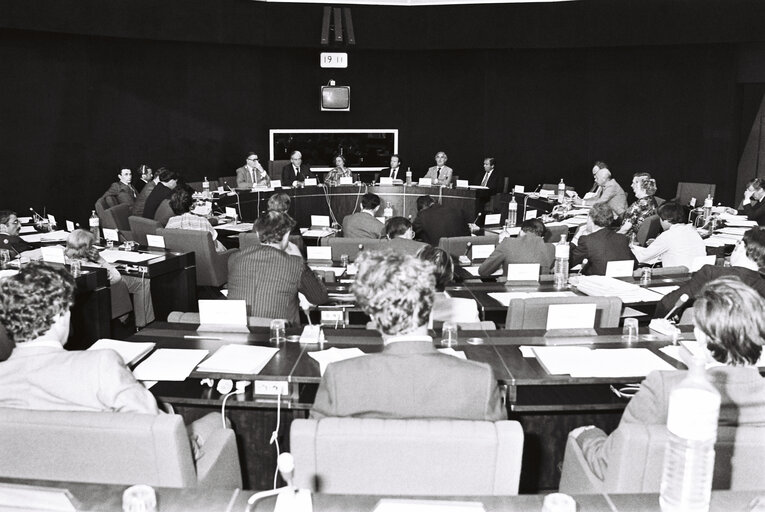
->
[227,244,329,326]
[424,165,453,186]
[132,180,156,218]
[654,265,765,318]
[342,212,384,239]
[587,179,628,216]
[741,197,765,226]
[413,203,470,246]
[102,182,137,209]
[236,165,270,188]
[380,167,403,180]
[0,233,34,254]
[310,339,506,421]
[478,235,555,277]
[142,183,173,220]
[379,237,428,257]
[134,178,151,193]
[281,163,315,184]
[571,227,636,276]
[478,169,503,195]
[576,366,765,480]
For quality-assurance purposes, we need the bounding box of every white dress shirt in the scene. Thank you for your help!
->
[631,223,706,269]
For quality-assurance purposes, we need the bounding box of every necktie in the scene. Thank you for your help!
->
[481,172,490,187]
[295,167,300,179]
[390,169,397,179]
[437,167,442,178]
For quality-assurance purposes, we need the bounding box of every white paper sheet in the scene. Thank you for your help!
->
[133,348,208,381]
[99,250,159,263]
[532,347,675,377]
[309,265,346,276]
[437,348,467,359]
[487,291,576,307]
[196,345,279,374]
[463,266,502,277]
[88,339,156,366]
[308,347,366,376]
[214,222,254,232]
[546,303,596,330]
[20,230,69,243]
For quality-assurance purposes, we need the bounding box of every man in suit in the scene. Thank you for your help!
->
[0,210,34,254]
[134,165,153,193]
[236,152,270,188]
[478,157,502,195]
[342,193,384,239]
[654,227,765,318]
[737,177,765,226]
[132,174,159,218]
[380,217,428,256]
[424,151,453,187]
[413,195,471,246]
[142,168,179,220]
[379,154,403,181]
[227,211,328,326]
[281,150,315,186]
[100,168,138,210]
[571,203,636,275]
[575,168,628,216]
[478,218,555,277]
[310,250,506,420]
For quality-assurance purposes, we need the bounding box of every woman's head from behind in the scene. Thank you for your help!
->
[417,246,454,292]
[65,229,96,261]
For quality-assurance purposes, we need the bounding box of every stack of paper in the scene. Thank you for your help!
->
[214,222,254,232]
[532,347,675,377]
[19,230,69,243]
[575,275,664,303]
[133,348,208,381]
[196,345,279,374]
[308,347,365,375]
[88,338,156,365]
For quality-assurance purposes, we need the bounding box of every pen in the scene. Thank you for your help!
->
[183,335,223,340]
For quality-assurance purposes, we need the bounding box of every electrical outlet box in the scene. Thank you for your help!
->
[254,380,289,396]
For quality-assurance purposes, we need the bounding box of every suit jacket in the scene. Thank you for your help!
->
[142,183,173,220]
[342,212,384,239]
[227,244,328,326]
[741,197,765,226]
[236,165,270,188]
[424,165,454,186]
[132,180,156,218]
[102,182,137,209]
[0,233,34,254]
[379,237,428,257]
[478,169,503,195]
[413,204,470,246]
[380,167,404,181]
[134,178,151,193]
[576,366,765,479]
[0,342,159,414]
[654,265,765,318]
[588,179,628,216]
[281,163,315,184]
[478,234,555,277]
[571,227,636,276]
[310,339,506,420]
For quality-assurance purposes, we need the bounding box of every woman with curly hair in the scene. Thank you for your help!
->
[324,155,352,186]
[618,173,658,238]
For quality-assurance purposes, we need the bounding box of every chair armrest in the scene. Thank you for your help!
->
[558,433,605,494]
[194,427,242,488]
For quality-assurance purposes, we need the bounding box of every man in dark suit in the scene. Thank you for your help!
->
[281,150,315,186]
[0,210,34,254]
[227,211,328,326]
[379,154,404,181]
[655,227,765,318]
[478,218,555,277]
[413,195,471,246]
[134,165,153,193]
[310,250,505,420]
[142,168,178,220]
[133,174,159,218]
[571,203,636,275]
[380,217,428,256]
[100,168,138,210]
[342,193,384,239]
[738,177,765,226]
[478,157,503,195]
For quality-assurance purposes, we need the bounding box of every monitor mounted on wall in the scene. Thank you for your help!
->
[321,86,350,111]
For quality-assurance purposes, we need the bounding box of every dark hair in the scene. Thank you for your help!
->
[589,203,615,228]
[158,167,179,183]
[747,177,763,191]
[694,276,765,365]
[0,210,16,226]
[385,216,412,239]
[742,227,765,268]
[658,202,686,225]
[254,211,296,244]
[267,192,291,213]
[416,195,436,211]
[169,185,194,215]
[520,218,546,237]
[390,154,400,162]
[485,157,495,167]
[417,246,454,292]
[632,171,652,180]
[246,152,257,159]
[594,161,608,170]
[290,150,301,159]
[334,154,347,166]
[360,193,381,211]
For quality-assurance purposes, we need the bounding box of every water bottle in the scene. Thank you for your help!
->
[553,233,569,290]
[405,167,412,186]
[202,176,210,198]
[89,210,100,240]
[508,196,518,228]
[558,179,566,203]
[659,357,721,512]
[702,194,713,222]
[383,201,393,220]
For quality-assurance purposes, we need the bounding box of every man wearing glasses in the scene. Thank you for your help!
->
[236,152,270,188]
[0,210,34,254]
[280,150,315,187]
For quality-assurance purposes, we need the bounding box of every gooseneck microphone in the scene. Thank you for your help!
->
[662,293,690,320]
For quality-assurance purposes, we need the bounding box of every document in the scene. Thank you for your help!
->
[19,225,36,234]
[20,230,69,243]
[88,338,155,366]
[463,266,501,277]
[487,291,575,307]
[532,347,675,377]
[214,222,254,232]
[99,250,159,263]
[196,345,279,374]
[309,265,346,277]
[133,348,208,381]
[437,348,467,359]
[308,347,366,376]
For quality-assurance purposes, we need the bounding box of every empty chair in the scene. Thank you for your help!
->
[218,176,237,189]
[505,295,622,329]
[96,203,134,241]
[291,417,523,495]
[268,159,291,179]
[157,228,237,287]
[321,237,383,261]
[129,215,161,245]
[674,182,716,207]
[559,423,765,493]
[438,234,499,259]
[154,199,174,227]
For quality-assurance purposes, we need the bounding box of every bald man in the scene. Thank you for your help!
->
[576,168,628,216]
[424,152,453,187]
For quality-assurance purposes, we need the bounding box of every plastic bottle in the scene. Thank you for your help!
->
[508,196,518,228]
[405,167,412,186]
[89,210,100,240]
[202,176,210,198]
[659,357,721,512]
[383,201,393,220]
[703,194,713,222]
[553,233,569,290]
[558,179,566,203]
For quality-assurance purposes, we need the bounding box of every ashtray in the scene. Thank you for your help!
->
[466,337,484,345]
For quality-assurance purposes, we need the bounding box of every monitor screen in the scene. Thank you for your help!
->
[321,86,350,111]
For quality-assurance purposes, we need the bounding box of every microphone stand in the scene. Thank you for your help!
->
[226,185,242,225]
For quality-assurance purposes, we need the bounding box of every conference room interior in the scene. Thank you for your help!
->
[2,0,765,508]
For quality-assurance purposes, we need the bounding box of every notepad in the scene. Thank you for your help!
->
[133,348,208,381]
[196,345,279,374]
[308,347,366,376]
[437,348,467,359]
[88,338,156,366]
[311,215,331,227]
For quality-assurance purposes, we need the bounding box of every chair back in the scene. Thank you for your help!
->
[268,160,291,177]
[505,295,622,329]
[635,214,663,246]
[154,199,174,227]
[291,418,524,495]
[157,228,236,287]
[321,237,383,261]
[560,423,765,494]
[129,216,162,245]
[438,235,499,259]
[218,176,237,189]
[674,182,716,207]
[544,224,569,243]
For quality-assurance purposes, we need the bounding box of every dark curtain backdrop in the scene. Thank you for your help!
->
[0,27,747,224]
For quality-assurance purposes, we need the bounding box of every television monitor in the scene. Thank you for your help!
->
[321,86,350,111]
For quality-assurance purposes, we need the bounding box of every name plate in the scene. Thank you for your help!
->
[271,180,282,188]
[379,177,393,186]
[146,234,165,248]
[514,185,525,193]
[339,176,354,185]
[419,177,432,186]
[524,209,537,220]
[546,303,596,330]
[198,299,248,327]
[65,220,75,232]
[456,179,469,188]
[311,215,330,227]
[225,207,237,219]
[41,246,65,264]
[102,228,120,242]
[506,263,540,281]
[471,244,495,259]
[304,178,318,186]
[484,214,501,226]
[307,246,332,261]
[605,260,634,278]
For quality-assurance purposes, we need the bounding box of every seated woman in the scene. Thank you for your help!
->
[619,174,658,238]
[631,202,706,270]
[380,216,427,256]
[571,276,765,480]
[417,246,480,327]
[165,185,227,253]
[324,155,352,186]
[65,229,155,328]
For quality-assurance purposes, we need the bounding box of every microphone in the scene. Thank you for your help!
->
[473,212,482,224]
[662,293,690,320]
[464,241,472,257]
[29,207,44,223]
[277,452,295,488]
[534,184,542,193]
[226,185,242,224]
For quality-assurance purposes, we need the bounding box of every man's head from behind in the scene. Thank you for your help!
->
[594,168,611,187]
[158,168,179,189]
[658,202,686,227]
[520,218,546,238]
[731,227,765,270]
[416,195,436,212]
[384,216,413,240]
[360,193,381,212]
[353,250,435,337]
[254,211,296,246]
[589,203,616,228]
[169,185,195,215]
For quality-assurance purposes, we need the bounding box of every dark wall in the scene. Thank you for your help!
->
[0,27,746,224]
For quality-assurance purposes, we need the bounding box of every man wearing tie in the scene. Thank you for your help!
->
[281,150,315,186]
[479,157,502,194]
[424,151,453,187]
[101,168,138,210]
[236,152,269,188]
[380,154,403,181]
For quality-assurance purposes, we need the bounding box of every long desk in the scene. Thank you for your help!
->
[130,322,689,491]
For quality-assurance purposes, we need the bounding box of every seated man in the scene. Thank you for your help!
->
[478,218,555,277]
[134,164,153,193]
[571,203,636,276]
[0,210,34,254]
[133,172,160,218]
[575,168,628,216]
[380,217,428,256]
[413,195,471,246]
[236,152,270,188]
[571,277,765,480]
[632,202,705,270]
[342,193,384,239]
[100,168,137,210]
[655,227,765,318]
[423,151,453,187]
[310,250,506,420]
[281,151,315,186]
[227,211,328,325]
[165,186,227,253]
[736,177,765,226]
[142,168,179,221]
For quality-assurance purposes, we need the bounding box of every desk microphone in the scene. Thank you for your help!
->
[662,293,690,320]
[29,207,45,223]
[225,185,242,224]
[277,453,295,488]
